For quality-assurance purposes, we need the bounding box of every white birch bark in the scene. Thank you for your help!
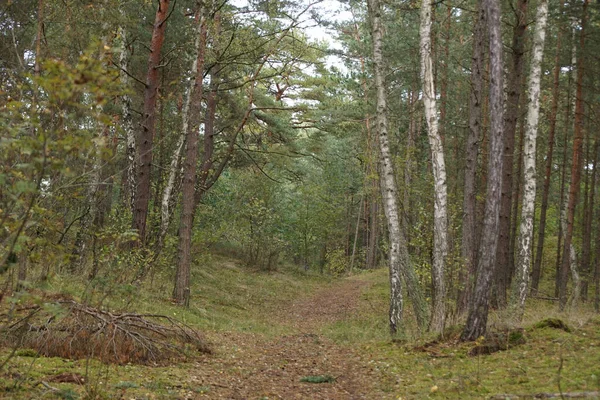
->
[158,27,202,245]
[118,24,136,213]
[569,243,581,307]
[514,0,548,317]
[368,0,429,333]
[420,0,448,333]
[367,0,403,334]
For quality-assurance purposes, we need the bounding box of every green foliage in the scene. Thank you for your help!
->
[325,248,348,276]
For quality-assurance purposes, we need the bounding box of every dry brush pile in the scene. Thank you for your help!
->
[0,299,211,365]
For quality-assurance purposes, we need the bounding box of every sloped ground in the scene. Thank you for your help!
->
[0,273,393,399]
[186,277,391,399]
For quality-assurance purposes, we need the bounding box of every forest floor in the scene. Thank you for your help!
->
[1,257,600,399]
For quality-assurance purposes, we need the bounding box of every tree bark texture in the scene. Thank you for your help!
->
[513,0,548,317]
[367,0,404,334]
[462,0,504,342]
[531,7,564,293]
[495,0,528,308]
[458,0,485,315]
[173,7,208,307]
[420,0,448,334]
[559,0,589,311]
[132,0,170,245]
[118,22,136,213]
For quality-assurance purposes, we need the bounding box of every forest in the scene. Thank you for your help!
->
[1,0,600,398]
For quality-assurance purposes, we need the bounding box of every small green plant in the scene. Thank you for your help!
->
[57,388,78,400]
[114,381,139,389]
[14,349,37,357]
[300,375,335,383]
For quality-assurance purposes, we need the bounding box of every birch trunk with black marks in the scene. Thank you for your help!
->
[173,6,208,307]
[531,3,564,293]
[367,0,403,334]
[461,0,504,342]
[118,23,136,213]
[513,0,548,317]
[420,0,447,333]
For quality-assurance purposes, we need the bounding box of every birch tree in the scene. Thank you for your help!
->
[368,0,428,334]
[420,0,447,333]
[173,4,208,306]
[513,0,548,317]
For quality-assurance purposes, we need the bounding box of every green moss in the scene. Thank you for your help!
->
[300,375,336,383]
[533,318,571,332]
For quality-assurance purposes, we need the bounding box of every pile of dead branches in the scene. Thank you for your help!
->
[0,300,211,364]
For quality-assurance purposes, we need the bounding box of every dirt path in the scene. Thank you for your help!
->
[191,277,392,399]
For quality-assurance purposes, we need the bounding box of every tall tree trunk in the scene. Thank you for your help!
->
[368,0,402,334]
[555,44,575,297]
[173,6,208,307]
[118,22,136,213]
[494,0,528,308]
[559,0,589,311]
[461,0,504,342]
[509,102,525,287]
[368,0,429,334]
[531,8,564,293]
[420,0,448,334]
[580,124,596,300]
[513,0,548,318]
[173,3,207,307]
[132,0,170,245]
[458,0,485,315]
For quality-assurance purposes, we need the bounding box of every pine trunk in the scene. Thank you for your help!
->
[132,0,170,245]
[559,0,589,311]
[457,0,485,315]
[495,0,528,308]
[461,0,504,342]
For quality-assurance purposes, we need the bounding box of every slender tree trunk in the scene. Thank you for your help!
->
[368,0,429,333]
[349,194,364,273]
[173,3,207,307]
[555,46,575,297]
[513,0,548,318]
[509,103,525,287]
[132,0,170,245]
[458,0,485,315]
[173,6,208,307]
[494,0,528,308]
[531,10,564,293]
[559,0,589,311]
[461,0,504,342]
[580,125,596,300]
[368,0,403,333]
[119,25,136,214]
[420,0,448,333]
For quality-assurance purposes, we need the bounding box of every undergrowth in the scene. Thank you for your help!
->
[0,257,599,399]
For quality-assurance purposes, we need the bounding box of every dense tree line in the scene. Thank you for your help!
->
[1,0,599,339]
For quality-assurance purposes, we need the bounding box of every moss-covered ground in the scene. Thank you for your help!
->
[1,257,599,399]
